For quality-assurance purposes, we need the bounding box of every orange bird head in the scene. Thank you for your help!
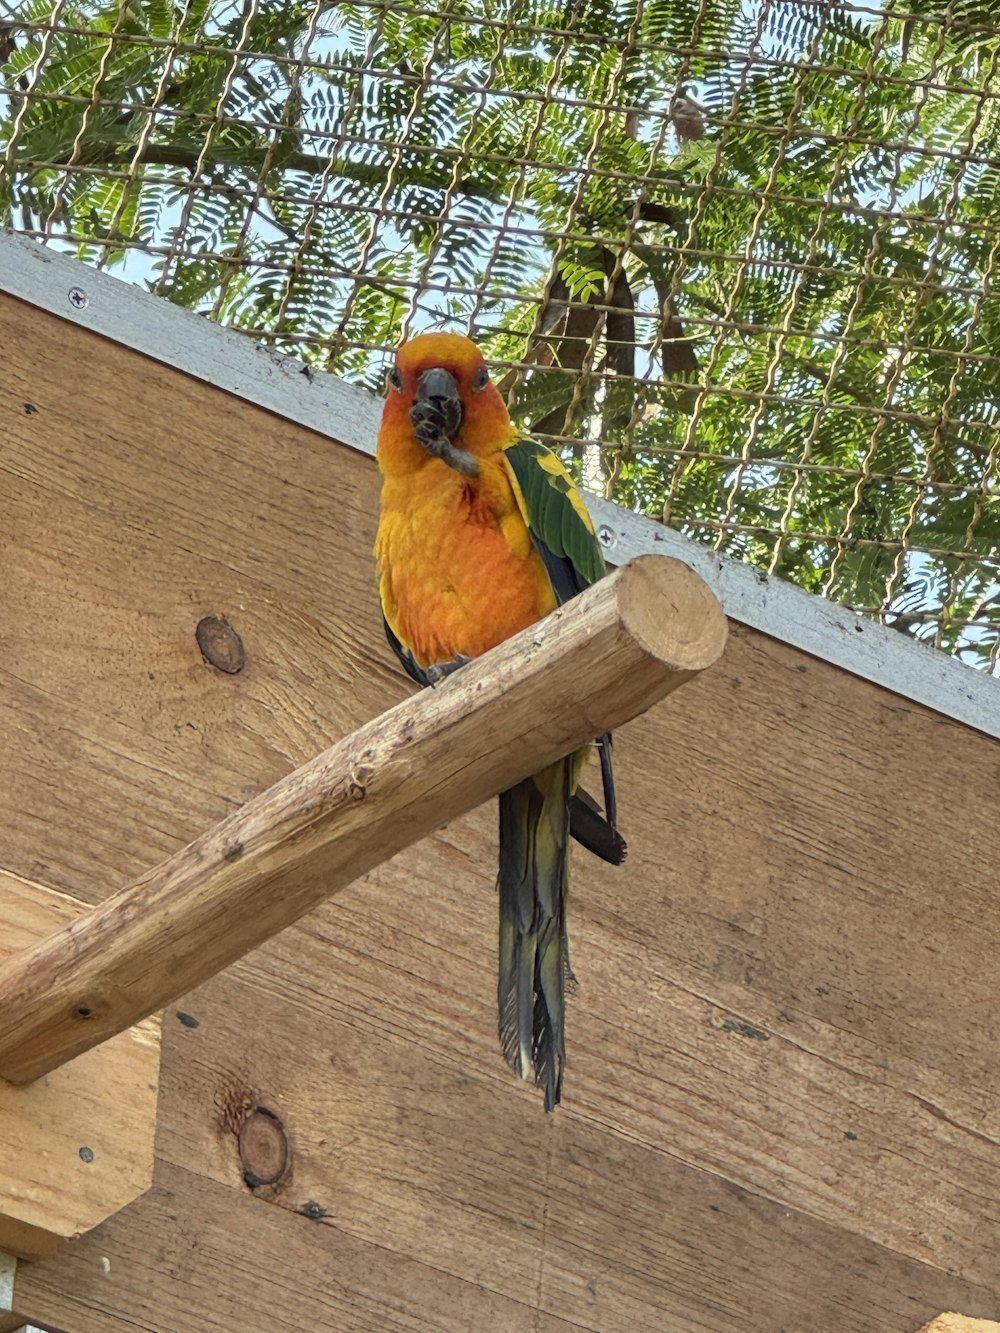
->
[377,332,516,478]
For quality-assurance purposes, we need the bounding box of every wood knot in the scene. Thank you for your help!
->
[348,762,375,801]
[239,1106,289,1189]
[196,616,246,674]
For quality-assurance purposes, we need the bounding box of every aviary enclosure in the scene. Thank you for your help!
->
[1,0,1000,1328]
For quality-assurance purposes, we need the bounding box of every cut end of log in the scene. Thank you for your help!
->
[616,554,728,674]
[917,1317,1000,1333]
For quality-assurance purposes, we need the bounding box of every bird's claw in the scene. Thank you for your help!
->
[423,434,479,477]
[426,654,472,685]
[410,403,478,476]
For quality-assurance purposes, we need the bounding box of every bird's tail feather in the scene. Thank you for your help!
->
[498,757,574,1111]
[570,788,627,865]
[569,733,626,865]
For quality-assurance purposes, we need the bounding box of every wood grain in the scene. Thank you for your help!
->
[0,555,724,1083]
[16,1102,1000,1332]
[16,1161,580,1333]
[4,290,1000,1327]
[0,871,159,1260]
[143,966,999,1332]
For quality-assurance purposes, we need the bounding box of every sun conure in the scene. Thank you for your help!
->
[375,331,625,1110]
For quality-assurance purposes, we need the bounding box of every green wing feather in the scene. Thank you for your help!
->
[502,437,606,600]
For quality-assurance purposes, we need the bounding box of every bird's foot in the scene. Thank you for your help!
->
[426,654,472,685]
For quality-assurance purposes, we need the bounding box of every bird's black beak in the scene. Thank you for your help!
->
[411,366,463,446]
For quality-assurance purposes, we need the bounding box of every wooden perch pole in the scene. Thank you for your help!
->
[0,554,726,1085]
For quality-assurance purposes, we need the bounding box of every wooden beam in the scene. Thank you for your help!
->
[0,554,725,1084]
[0,871,159,1258]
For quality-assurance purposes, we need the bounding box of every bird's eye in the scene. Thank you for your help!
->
[472,365,490,392]
[387,366,403,392]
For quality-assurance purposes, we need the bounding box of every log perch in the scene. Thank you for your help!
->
[0,554,726,1084]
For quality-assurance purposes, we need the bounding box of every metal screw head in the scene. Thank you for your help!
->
[68,286,89,310]
[598,524,617,549]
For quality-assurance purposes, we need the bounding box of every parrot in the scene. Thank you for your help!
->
[374,331,625,1110]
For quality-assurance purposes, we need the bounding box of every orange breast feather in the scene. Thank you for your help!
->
[377,454,556,670]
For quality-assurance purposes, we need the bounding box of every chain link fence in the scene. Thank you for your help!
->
[3,0,999,670]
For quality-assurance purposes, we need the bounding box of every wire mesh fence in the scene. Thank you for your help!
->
[3,0,999,671]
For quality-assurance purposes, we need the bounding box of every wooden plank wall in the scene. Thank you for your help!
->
[3,291,1000,1332]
